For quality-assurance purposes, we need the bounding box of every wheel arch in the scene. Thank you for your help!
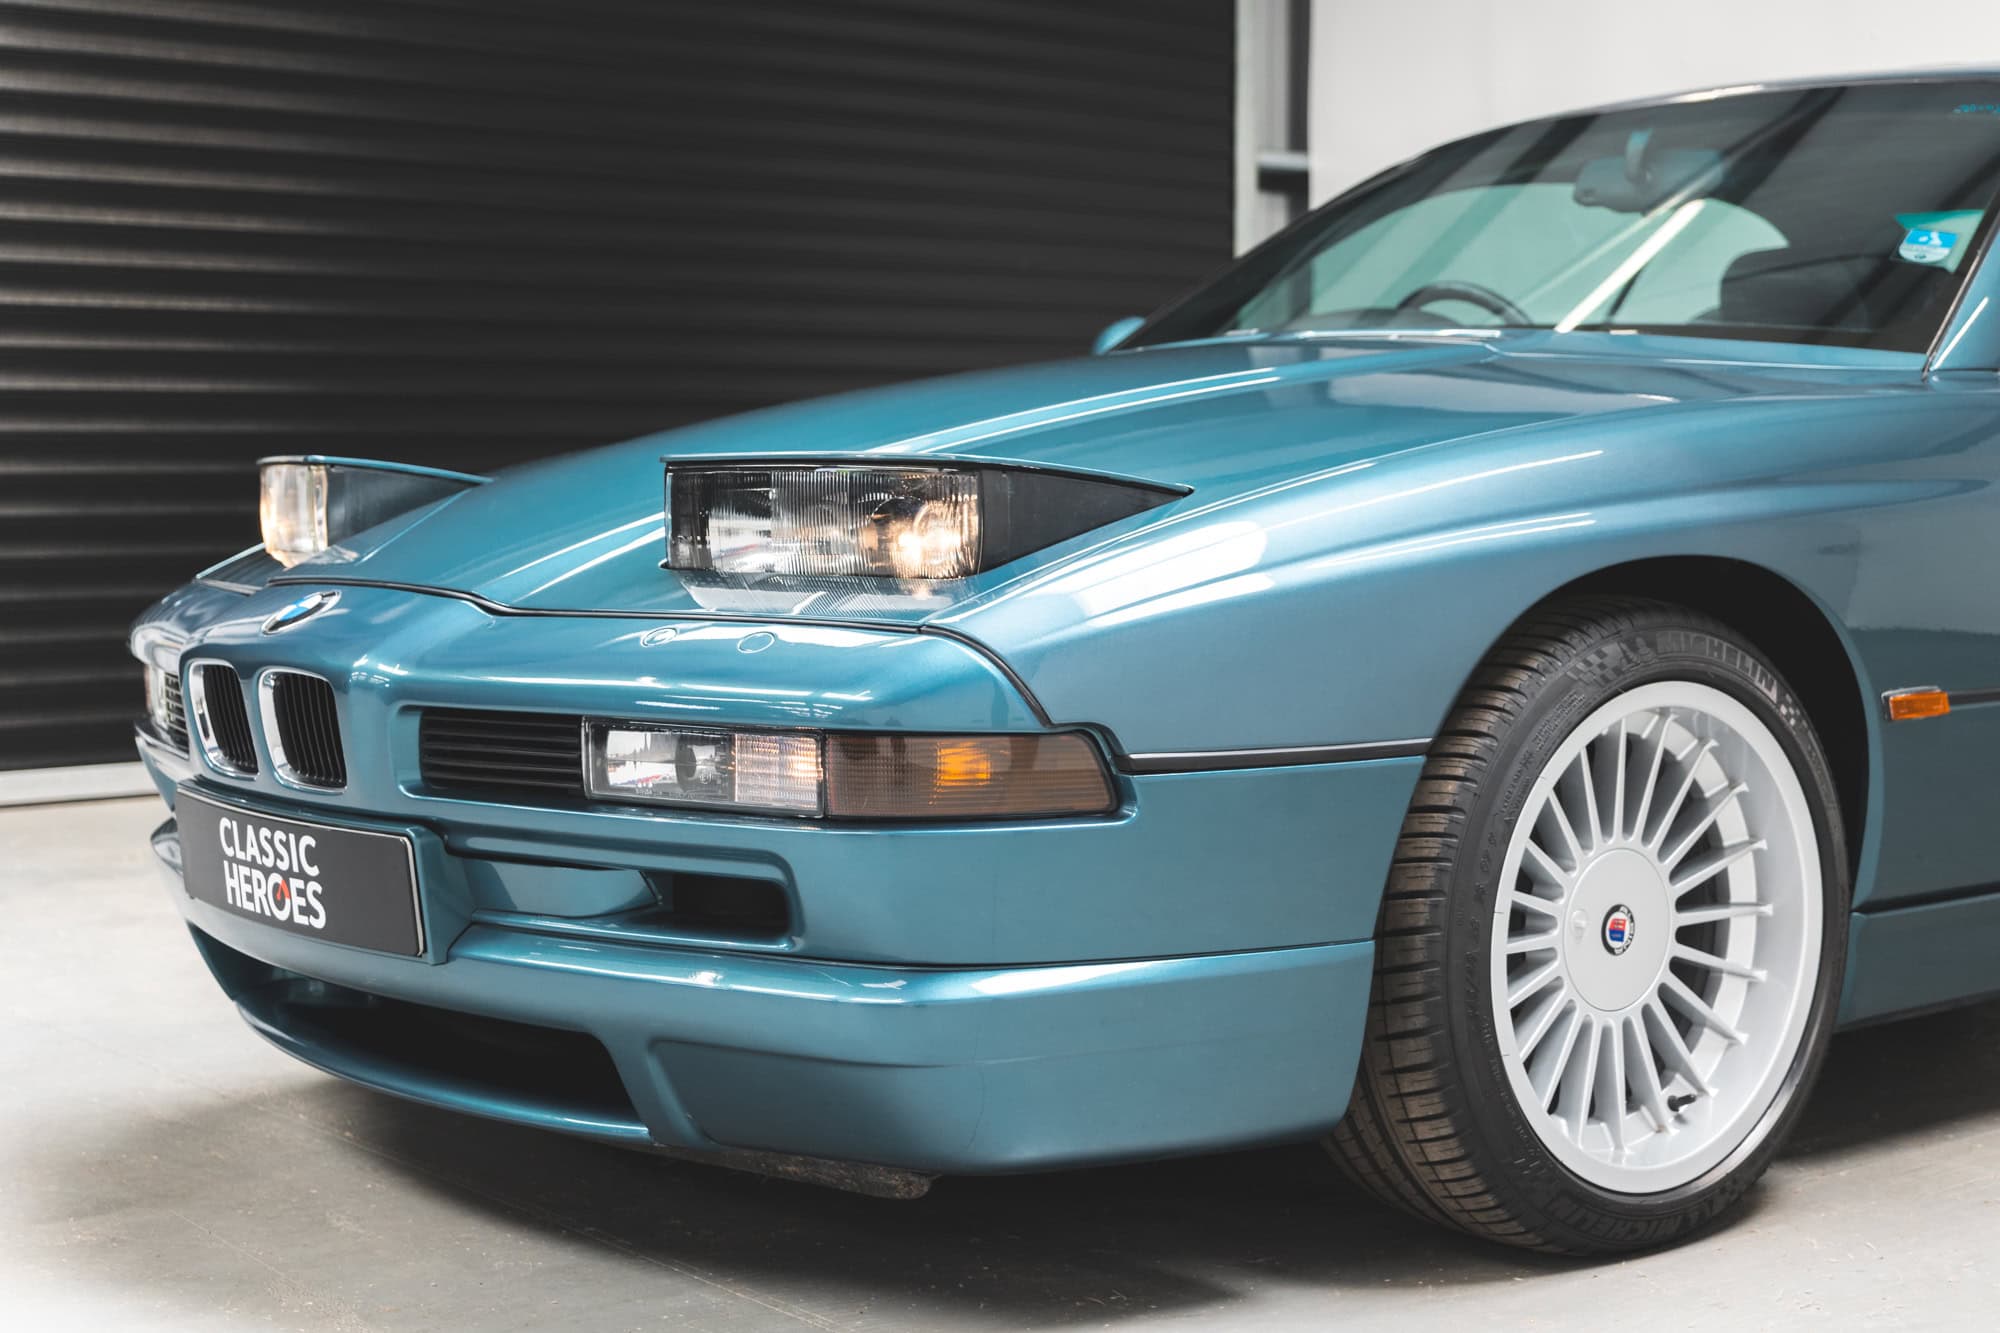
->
[1529,555,1873,879]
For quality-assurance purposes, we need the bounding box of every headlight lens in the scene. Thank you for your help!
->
[586,722,824,815]
[666,463,1178,580]
[585,721,1116,819]
[259,458,484,567]
[259,462,329,566]
[671,466,980,578]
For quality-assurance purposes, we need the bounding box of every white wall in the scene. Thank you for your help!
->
[1309,0,2000,202]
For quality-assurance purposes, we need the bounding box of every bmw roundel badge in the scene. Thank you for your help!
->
[262,588,340,634]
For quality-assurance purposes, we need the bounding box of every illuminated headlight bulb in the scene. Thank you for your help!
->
[870,492,978,579]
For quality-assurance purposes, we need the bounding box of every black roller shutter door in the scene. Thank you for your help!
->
[0,0,1232,770]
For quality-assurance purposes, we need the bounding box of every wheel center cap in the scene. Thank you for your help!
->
[1565,849,1671,1012]
[1601,903,1636,955]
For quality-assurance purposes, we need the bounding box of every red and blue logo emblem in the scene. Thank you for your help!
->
[1602,905,1635,956]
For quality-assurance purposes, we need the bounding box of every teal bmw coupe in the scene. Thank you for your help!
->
[132,73,2000,1254]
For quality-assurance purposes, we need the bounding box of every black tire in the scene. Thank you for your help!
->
[1327,595,1850,1254]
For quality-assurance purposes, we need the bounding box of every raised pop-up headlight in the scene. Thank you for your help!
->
[665,463,1180,579]
[259,457,486,567]
[259,461,327,566]
[586,722,1116,820]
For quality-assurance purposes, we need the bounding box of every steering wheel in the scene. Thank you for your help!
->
[1395,280,1533,326]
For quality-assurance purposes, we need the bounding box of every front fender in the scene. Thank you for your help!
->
[946,385,1993,761]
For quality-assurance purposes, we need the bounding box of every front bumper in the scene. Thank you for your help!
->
[134,578,1412,1174]
[154,814,1374,1173]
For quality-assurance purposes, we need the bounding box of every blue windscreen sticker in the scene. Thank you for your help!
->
[1896,210,1984,270]
[1899,228,1957,264]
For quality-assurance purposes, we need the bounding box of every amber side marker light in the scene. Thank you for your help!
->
[1884,688,1951,722]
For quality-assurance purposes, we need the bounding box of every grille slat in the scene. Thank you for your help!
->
[197,663,257,774]
[269,672,347,789]
[423,741,582,760]
[421,708,583,798]
[424,720,581,736]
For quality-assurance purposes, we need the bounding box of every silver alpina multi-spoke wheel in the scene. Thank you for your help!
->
[1491,680,1821,1193]
[1330,596,1848,1254]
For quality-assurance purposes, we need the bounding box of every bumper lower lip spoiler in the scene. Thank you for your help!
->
[638,1142,934,1199]
[1117,738,1431,774]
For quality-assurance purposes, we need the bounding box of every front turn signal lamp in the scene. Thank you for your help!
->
[259,457,486,567]
[823,733,1116,820]
[585,721,1116,820]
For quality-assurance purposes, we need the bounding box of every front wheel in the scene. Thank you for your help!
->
[1329,596,1850,1254]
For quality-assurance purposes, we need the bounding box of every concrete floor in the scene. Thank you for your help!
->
[3,798,1996,1331]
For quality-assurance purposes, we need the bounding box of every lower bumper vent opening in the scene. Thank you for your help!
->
[202,932,642,1133]
[654,872,791,939]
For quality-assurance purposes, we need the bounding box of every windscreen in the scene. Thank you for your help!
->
[1136,80,2000,353]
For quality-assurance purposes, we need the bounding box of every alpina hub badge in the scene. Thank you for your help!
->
[1602,905,1635,956]
[262,589,339,634]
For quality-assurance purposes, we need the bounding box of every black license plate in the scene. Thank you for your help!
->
[176,787,424,956]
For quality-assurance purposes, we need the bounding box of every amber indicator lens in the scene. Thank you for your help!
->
[825,733,1116,820]
[1884,688,1951,722]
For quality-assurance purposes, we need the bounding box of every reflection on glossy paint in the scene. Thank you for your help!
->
[671,682,816,698]
[1093,572,1275,629]
[1033,520,1267,621]
[969,961,1148,996]
[863,367,1283,456]
[1274,449,1603,536]
[497,512,663,582]
[1310,513,1597,572]
[522,525,664,599]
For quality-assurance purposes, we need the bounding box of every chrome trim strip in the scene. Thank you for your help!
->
[1119,738,1431,774]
